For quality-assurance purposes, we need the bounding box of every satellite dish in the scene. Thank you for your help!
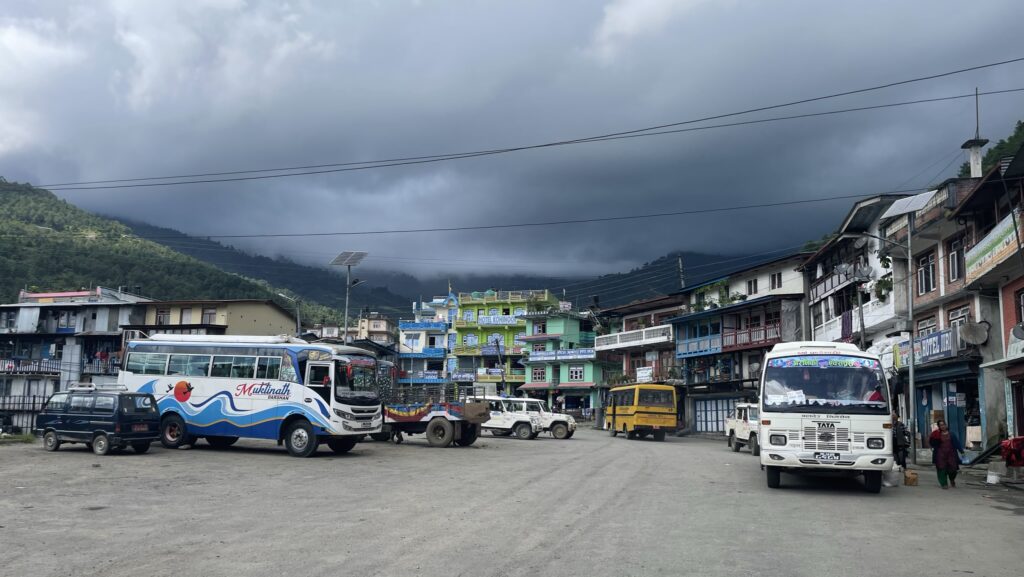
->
[834,263,853,276]
[749,361,761,373]
[854,264,875,281]
[961,321,990,346]
[1012,323,1024,342]
[853,237,868,250]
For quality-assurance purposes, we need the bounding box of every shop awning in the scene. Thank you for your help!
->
[518,382,595,390]
[897,359,977,383]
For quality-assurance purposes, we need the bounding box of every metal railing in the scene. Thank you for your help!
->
[81,360,120,375]
[721,323,781,349]
[0,395,47,434]
[383,384,488,405]
[595,324,673,350]
[0,358,62,374]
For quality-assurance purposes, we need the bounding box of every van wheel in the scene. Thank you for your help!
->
[730,432,740,452]
[515,422,533,440]
[653,430,666,442]
[766,466,782,489]
[327,437,358,454]
[426,418,455,447]
[160,414,192,449]
[551,423,569,439]
[749,435,760,456]
[455,423,479,447]
[132,442,151,454]
[92,434,110,456]
[284,420,318,457]
[863,471,882,494]
[206,436,239,449]
[43,431,61,451]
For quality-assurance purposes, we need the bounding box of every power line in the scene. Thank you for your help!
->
[36,75,1024,191]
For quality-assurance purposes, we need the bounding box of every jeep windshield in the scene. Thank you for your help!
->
[762,355,889,414]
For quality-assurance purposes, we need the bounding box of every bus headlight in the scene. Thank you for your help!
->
[334,408,356,420]
[769,434,787,446]
[867,437,885,449]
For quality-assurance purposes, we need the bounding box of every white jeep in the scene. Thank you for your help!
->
[510,398,577,440]
[725,402,761,456]
[470,396,542,440]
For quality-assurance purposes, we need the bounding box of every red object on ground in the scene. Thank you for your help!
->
[1001,437,1024,467]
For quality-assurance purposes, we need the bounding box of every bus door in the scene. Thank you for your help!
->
[305,362,334,409]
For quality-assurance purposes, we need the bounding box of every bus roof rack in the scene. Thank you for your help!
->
[141,334,308,344]
[769,341,863,353]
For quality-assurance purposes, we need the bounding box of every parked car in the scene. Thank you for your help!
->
[725,402,760,455]
[507,398,576,439]
[469,396,542,439]
[35,384,161,455]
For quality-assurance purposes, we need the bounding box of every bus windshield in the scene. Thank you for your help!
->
[762,355,889,414]
[335,361,378,396]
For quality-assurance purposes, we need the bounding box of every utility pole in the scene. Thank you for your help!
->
[677,256,686,290]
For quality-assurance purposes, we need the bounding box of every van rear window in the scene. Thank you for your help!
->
[93,396,115,413]
[122,395,157,414]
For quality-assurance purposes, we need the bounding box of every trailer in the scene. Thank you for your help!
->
[380,384,490,447]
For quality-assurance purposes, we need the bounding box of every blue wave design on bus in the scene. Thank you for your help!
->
[190,390,244,413]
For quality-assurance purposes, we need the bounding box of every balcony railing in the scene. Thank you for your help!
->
[595,324,673,351]
[675,335,722,358]
[454,317,526,328]
[721,323,781,351]
[475,368,527,383]
[458,290,551,304]
[814,298,897,342]
[82,360,119,375]
[398,321,448,331]
[0,358,62,375]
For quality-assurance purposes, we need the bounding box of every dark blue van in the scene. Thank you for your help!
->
[35,384,161,455]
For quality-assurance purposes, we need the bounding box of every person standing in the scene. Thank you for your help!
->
[929,419,964,489]
[892,411,909,470]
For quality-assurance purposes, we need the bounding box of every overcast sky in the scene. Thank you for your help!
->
[3,0,1024,278]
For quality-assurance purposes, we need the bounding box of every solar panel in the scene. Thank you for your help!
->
[329,251,368,266]
[879,190,936,220]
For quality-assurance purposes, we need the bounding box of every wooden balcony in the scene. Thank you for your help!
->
[721,323,781,352]
[675,335,722,358]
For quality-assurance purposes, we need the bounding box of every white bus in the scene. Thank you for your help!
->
[758,342,894,493]
[118,335,383,457]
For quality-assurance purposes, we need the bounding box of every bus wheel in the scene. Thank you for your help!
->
[653,430,666,442]
[426,418,455,447]
[160,414,191,449]
[863,471,882,494]
[551,423,569,440]
[455,423,479,447]
[284,420,318,457]
[206,436,238,449]
[327,437,358,454]
[766,466,782,489]
[749,434,760,456]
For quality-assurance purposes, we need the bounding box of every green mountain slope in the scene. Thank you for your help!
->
[0,181,345,324]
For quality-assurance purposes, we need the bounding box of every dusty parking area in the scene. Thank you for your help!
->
[2,428,1023,577]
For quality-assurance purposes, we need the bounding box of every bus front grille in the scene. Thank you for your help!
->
[802,427,850,451]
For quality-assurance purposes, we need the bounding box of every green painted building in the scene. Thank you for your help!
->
[519,308,606,412]
[452,289,560,391]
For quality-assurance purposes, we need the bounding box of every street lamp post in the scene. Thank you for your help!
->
[329,251,368,344]
[277,293,300,336]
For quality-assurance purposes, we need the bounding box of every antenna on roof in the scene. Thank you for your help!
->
[974,86,980,140]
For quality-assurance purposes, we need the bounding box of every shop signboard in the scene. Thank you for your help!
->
[893,328,955,368]
[636,366,654,383]
[479,315,519,325]
[965,209,1023,284]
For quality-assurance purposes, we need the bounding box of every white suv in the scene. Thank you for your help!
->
[509,398,576,439]
[471,396,542,440]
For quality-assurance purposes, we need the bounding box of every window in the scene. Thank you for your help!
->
[122,395,156,414]
[126,352,168,375]
[210,356,256,378]
[93,395,115,413]
[45,392,68,411]
[69,395,93,412]
[532,367,546,381]
[949,306,970,349]
[533,343,546,352]
[637,389,673,407]
[746,279,758,295]
[765,310,781,326]
[947,237,965,282]
[180,308,192,324]
[201,307,217,324]
[488,308,499,316]
[371,321,384,330]
[168,354,211,376]
[404,333,421,349]
[514,332,527,345]
[155,308,171,325]
[513,307,526,317]
[463,310,474,321]
[534,322,546,335]
[256,357,282,380]
[0,310,16,329]
[770,272,783,290]
[58,311,77,329]
[463,334,479,346]
[917,317,937,336]
[1017,289,1024,324]
[917,252,936,295]
[569,365,585,381]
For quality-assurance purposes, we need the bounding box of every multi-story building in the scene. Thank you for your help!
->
[122,299,296,336]
[397,293,458,385]
[357,312,398,347]
[668,253,809,434]
[594,293,689,383]
[0,287,151,430]
[518,307,606,411]
[452,289,560,392]
[802,195,909,350]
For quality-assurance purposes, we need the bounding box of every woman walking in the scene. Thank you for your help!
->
[929,419,964,489]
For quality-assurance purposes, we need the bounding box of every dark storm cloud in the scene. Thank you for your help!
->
[2,0,1024,278]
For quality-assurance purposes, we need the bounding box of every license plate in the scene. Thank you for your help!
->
[653,426,660,430]
[132,424,148,432]
[814,452,841,461]
[359,421,373,429]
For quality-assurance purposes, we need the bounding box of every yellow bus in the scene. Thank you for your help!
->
[605,383,677,441]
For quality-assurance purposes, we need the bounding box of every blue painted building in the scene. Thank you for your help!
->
[397,293,459,385]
